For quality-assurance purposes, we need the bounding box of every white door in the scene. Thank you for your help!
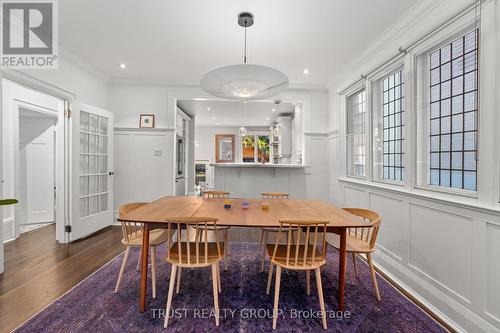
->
[19,117,55,224]
[70,103,113,240]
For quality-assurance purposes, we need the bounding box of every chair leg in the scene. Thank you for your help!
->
[211,264,220,327]
[151,246,157,298]
[272,266,282,330]
[114,246,130,293]
[258,229,265,258]
[164,265,177,328]
[352,253,358,278]
[266,263,274,295]
[260,231,268,272]
[176,267,182,294]
[314,268,328,330]
[306,270,311,295]
[136,245,143,271]
[366,253,381,301]
[216,264,222,293]
[224,229,229,271]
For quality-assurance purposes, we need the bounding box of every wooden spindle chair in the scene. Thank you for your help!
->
[330,208,382,301]
[195,190,231,270]
[266,219,329,330]
[163,217,225,328]
[115,203,171,298]
[258,192,294,272]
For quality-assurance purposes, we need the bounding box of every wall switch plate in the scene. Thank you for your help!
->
[153,149,162,156]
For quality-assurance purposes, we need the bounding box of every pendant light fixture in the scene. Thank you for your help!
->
[200,12,289,100]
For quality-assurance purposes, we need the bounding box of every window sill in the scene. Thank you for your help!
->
[338,177,500,216]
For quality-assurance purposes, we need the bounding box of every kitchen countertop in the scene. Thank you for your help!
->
[210,163,309,168]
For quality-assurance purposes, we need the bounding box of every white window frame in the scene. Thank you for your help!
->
[344,88,368,179]
[240,131,271,164]
[414,20,480,198]
[370,62,407,186]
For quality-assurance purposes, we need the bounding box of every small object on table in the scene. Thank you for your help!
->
[224,199,232,209]
[261,201,269,210]
[242,201,250,209]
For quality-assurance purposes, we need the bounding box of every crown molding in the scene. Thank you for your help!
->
[327,0,458,89]
[59,48,110,83]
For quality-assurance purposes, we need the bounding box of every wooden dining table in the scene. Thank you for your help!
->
[118,196,367,313]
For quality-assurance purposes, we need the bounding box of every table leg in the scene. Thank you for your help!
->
[338,228,347,312]
[139,223,150,313]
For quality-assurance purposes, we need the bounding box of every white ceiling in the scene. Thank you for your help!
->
[178,100,294,127]
[59,0,416,86]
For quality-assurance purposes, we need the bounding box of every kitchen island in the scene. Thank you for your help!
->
[211,163,310,198]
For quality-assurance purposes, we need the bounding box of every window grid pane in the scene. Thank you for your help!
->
[429,30,478,191]
[346,90,366,177]
[382,70,405,181]
[80,111,109,218]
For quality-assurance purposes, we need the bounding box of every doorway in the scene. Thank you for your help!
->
[1,79,65,241]
[18,110,57,233]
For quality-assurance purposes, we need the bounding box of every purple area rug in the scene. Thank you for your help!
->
[14,243,447,333]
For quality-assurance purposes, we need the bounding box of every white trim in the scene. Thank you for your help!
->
[338,177,500,218]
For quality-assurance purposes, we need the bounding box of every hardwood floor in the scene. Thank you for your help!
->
[0,225,125,333]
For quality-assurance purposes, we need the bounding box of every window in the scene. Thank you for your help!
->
[242,134,270,163]
[346,90,366,178]
[428,30,478,191]
[373,69,405,182]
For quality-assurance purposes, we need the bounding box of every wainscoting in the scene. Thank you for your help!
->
[335,178,500,333]
[113,128,174,217]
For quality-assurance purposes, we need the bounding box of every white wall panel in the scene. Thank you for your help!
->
[113,131,173,214]
[343,186,368,208]
[486,222,500,321]
[369,193,406,261]
[408,204,472,302]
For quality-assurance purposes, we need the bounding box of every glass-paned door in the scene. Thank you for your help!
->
[71,103,113,240]
[79,111,109,217]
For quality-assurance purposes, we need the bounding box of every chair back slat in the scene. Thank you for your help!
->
[119,203,147,243]
[164,217,220,266]
[342,208,381,251]
[203,191,230,199]
[271,219,328,269]
[261,192,289,200]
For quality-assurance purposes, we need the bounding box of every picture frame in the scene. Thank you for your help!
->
[215,134,235,163]
[139,114,155,128]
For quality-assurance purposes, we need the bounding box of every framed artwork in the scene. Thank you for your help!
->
[215,134,235,163]
[139,114,155,128]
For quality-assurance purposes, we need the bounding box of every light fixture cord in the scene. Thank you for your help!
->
[244,22,247,64]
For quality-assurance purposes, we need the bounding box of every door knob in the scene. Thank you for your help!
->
[109,171,114,176]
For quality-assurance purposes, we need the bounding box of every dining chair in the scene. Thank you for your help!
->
[258,192,292,272]
[163,217,225,328]
[266,219,329,330]
[115,203,171,298]
[330,208,382,301]
[195,190,231,270]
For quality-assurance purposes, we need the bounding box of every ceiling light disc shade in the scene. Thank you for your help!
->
[200,64,289,100]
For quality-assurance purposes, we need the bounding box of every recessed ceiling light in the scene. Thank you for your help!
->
[119,63,126,69]
[272,108,276,112]
[212,116,216,120]
[243,101,247,104]
[207,107,211,111]
[266,117,270,120]
[303,68,309,74]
